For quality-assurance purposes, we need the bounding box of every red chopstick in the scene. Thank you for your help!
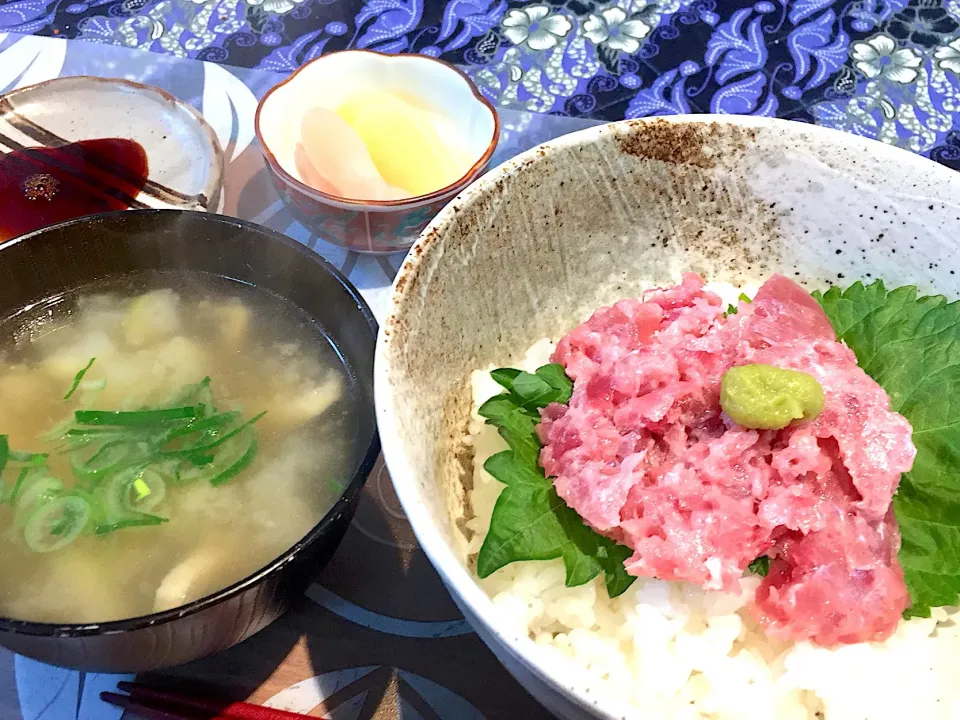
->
[100,681,313,720]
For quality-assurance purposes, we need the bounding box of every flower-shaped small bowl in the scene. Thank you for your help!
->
[255,50,499,255]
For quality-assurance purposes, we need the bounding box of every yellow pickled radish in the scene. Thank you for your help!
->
[426,110,476,171]
[299,107,396,200]
[449,145,476,173]
[349,98,461,196]
[335,89,425,126]
[336,90,395,126]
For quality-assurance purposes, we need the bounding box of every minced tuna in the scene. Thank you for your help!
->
[538,273,916,646]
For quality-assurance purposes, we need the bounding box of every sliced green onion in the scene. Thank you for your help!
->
[196,387,216,417]
[66,427,133,437]
[102,469,140,520]
[128,469,166,512]
[6,376,266,544]
[162,411,240,443]
[169,377,213,409]
[13,473,63,527]
[164,411,266,460]
[23,496,91,552]
[41,416,78,443]
[102,466,167,519]
[0,436,8,496]
[55,432,125,457]
[75,406,202,426]
[0,435,8,474]
[9,451,48,465]
[210,428,258,486]
[14,472,63,509]
[132,477,151,501]
[171,463,208,486]
[71,440,137,483]
[95,513,167,535]
[63,357,96,400]
[148,459,181,482]
[184,452,215,467]
[67,487,106,530]
[170,426,259,486]
[8,467,29,505]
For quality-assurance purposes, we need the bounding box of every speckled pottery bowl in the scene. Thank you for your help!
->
[375,116,960,719]
[255,50,498,255]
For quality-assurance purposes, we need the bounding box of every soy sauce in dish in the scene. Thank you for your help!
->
[0,138,149,242]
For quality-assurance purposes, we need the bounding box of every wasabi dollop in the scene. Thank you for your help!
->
[720,363,825,430]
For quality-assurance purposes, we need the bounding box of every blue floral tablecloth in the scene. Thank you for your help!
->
[0,0,959,168]
[0,2,959,718]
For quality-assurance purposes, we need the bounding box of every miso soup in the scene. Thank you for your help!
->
[0,271,357,623]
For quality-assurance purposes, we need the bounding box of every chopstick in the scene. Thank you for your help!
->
[99,693,208,720]
[100,681,313,720]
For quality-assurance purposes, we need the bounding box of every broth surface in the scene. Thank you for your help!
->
[0,271,356,623]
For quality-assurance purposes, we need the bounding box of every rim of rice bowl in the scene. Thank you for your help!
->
[375,115,960,719]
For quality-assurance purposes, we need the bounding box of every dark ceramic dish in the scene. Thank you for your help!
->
[0,209,380,672]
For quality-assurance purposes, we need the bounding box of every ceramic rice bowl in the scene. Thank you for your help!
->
[375,116,960,720]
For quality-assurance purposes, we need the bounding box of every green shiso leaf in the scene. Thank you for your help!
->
[476,366,635,598]
[814,280,960,617]
[747,556,770,577]
[725,292,753,316]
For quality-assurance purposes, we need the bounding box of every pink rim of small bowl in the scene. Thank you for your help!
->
[254,49,500,209]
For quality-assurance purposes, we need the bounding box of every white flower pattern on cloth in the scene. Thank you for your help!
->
[117,2,213,58]
[245,0,306,14]
[99,0,242,56]
[476,0,679,114]
[501,5,573,51]
[935,38,960,74]
[581,7,651,54]
[852,34,923,83]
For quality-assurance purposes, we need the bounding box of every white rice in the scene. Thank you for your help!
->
[462,283,960,720]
